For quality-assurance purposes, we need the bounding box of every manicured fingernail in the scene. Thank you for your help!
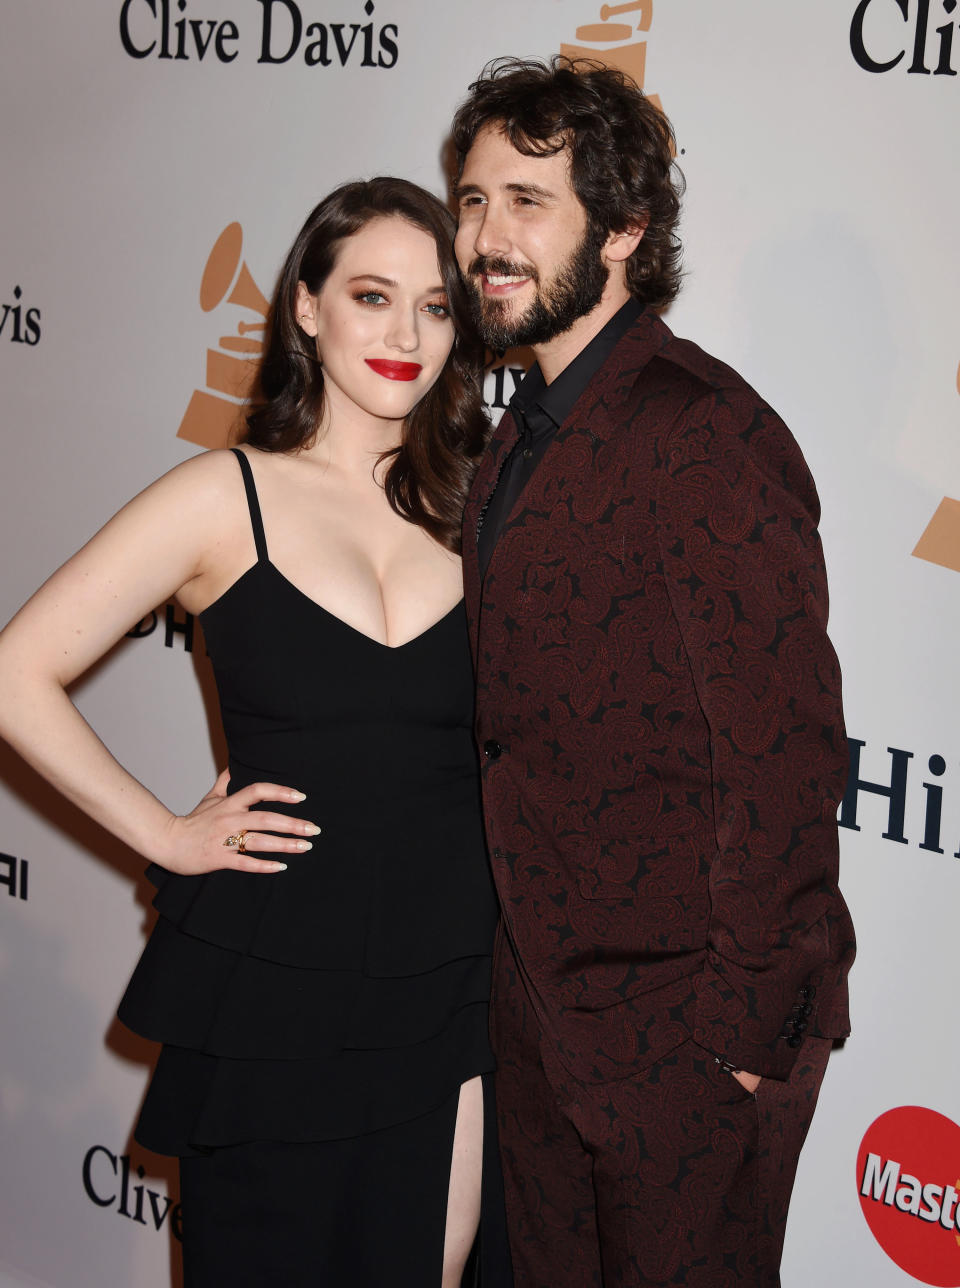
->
[290,790,307,802]
[295,840,313,851]
[270,863,288,872]
[304,824,321,836]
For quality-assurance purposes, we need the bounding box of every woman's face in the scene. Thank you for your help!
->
[296,215,455,428]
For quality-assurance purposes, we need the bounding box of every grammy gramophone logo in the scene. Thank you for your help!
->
[560,0,663,113]
[177,223,270,449]
[912,360,960,576]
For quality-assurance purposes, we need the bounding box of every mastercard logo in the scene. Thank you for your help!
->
[858,1106,960,1286]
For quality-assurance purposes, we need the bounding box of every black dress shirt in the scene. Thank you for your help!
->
[477,297,644,577]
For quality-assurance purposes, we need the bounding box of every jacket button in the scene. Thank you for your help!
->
[799,985,817,1000]
[787,1035,803,1049]
[483,740,503,760]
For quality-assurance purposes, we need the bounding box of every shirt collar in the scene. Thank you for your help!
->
[509,296,645,436]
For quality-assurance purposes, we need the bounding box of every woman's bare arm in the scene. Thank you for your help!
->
[0,451,317,874]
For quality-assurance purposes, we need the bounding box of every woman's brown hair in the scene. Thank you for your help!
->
[246,178,488,552]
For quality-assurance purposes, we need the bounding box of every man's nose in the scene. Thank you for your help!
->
[473,207,511,259]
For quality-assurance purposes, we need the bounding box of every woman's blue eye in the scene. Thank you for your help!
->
[357,291,387,305]
[425,303,450,318]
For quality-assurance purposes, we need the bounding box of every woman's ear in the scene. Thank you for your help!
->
[294,281,319,337]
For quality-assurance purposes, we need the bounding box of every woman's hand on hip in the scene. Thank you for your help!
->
[153,770,320,875]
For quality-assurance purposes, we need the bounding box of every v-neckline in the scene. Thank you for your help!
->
[200,560,463,651]
[224,449,463,650]
[268,562,463,650]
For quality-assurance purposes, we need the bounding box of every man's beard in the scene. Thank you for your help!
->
[464,223,610,351]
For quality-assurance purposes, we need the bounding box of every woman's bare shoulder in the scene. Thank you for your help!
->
[156,444,246,492]
[126,446,253,522]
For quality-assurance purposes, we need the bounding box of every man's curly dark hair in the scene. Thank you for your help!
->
[451,56,685,311]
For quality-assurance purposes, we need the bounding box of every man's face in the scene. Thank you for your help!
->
[454,124,608,350]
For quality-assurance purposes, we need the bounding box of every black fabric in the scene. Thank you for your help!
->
[178,1090,460,1287]
[118,447,499,1158]
[178,1073,513,1287]
[477,297,644,576]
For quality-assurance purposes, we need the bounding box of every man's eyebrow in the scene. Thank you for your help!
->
[505,181,555,201]
[452,181,556,201]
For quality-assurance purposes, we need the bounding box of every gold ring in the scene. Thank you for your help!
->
[223,829,248,853]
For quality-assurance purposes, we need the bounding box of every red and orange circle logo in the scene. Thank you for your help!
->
[858,1106,960,1286]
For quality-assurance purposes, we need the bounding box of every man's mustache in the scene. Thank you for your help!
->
[466,255,540,285]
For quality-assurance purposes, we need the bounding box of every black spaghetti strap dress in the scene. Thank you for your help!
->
[117,448,511,1285]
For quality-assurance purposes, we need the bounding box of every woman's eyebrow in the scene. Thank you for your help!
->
[347,274,398,287]
[347,275,446,295]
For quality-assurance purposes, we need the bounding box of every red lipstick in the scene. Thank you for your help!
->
[365,359,422,381]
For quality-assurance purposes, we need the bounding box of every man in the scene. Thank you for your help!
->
[451,57,855,1287]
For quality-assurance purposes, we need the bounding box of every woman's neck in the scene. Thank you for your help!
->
[301,395,402,481]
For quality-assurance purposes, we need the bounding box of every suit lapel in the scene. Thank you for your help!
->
[482,311,673,558]
[465,310,673,662]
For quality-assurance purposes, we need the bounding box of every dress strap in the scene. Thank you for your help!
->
[230,447,269,563]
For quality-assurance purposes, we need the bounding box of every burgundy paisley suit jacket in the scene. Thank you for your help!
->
[464,309,855,1085]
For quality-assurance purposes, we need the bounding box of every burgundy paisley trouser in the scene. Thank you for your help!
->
[492,945,831,1287]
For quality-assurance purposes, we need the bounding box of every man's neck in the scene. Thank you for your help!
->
[534,280,633,385]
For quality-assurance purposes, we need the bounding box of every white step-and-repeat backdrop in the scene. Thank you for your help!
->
[2,2,958,1285]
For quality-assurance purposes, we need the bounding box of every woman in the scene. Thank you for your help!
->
[0,179,511,1286]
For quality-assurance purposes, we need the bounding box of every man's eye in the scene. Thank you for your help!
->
[461,195,485,208]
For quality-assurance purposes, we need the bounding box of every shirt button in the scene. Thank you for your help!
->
[483,740,503,760]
